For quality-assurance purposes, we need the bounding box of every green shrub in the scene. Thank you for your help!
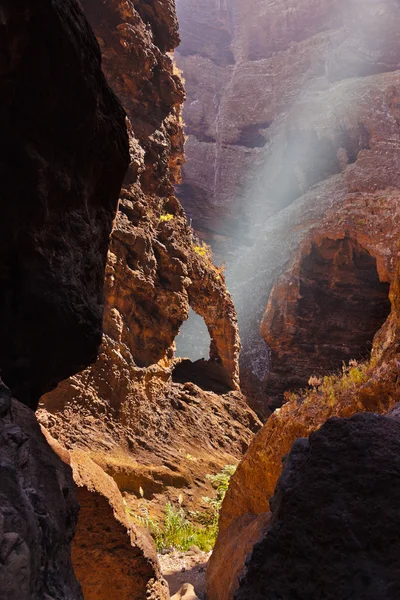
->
[128,465,236,552]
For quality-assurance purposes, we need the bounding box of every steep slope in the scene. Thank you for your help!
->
[175,0,400,413]
[38,2,260,597]
[0,0,129,597]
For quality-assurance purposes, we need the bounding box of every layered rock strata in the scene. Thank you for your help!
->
[0,0,129,596]
[235,413,400,600]
[175,0,400,412]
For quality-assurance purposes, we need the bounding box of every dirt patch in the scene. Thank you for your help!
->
[159,550,210,599]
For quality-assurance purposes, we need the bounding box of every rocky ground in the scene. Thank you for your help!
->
[159,549,210,599]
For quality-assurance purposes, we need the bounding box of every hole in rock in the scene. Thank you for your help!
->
[175,309,210,362]
[174,309,232,394]
[267,237,391,407]
[296,237,391,373]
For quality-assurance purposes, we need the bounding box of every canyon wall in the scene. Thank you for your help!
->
[175,0,400,413]
[0,0,129,597]
[39,1,260,597]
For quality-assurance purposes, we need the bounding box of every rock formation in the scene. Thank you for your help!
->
[38,1,260,597]
[0,0,129,410]
[175,0,400,413]
[0,0,129,597]
[0,395,82,600]
[206,512,271,600]
[207,355,400,599]
[42,430,170,600]
[235,413,400,600]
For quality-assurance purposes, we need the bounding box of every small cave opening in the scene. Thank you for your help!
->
[296,237,391,374]
[267,237,391,408]
[173,309,233,393]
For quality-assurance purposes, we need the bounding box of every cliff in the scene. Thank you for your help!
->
[236,413,400,600]
[175,0,400,414]
[38,1,260,598]
[0,0,129,596]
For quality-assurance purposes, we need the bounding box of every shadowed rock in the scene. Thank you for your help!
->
[0,0,129,410]
[236,414,400,600]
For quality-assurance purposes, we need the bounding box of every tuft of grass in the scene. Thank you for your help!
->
[128,465,236,552]
[288,360,370,409]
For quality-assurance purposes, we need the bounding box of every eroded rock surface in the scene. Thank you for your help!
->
[42,432,169,600]
[175,0,400,412]
[0,0,129,410]
[0,1,129,598]
[0,394,82,600]
[207,512,271,600]
[218,356,400,537]
[235,414,400,600]
[40,1,259,598]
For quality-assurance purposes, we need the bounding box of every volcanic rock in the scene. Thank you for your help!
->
[0,0,129,597]
[207,512,271,600]
[39,1,260,598]
[175,0,400,413]
[0,0,129,410]
[42,431,170,600]
[0,395,82,600]
[235,414,400,600]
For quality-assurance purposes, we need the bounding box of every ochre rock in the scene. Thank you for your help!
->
[39,2,259,597]
[0,0,129,410]
[235,414,400,600]
[42,430,169,600]
[217,357,400,538]
[0,394,82,600]
[40,0,258,516]
[206,512,271,600]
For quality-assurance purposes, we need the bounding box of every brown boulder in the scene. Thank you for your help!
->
[235,414,400,600]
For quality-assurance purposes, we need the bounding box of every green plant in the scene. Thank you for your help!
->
[129,465,237,552]
[204,464,236,515]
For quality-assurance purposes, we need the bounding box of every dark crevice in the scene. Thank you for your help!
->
[235,121,271,148]
[267,237,391,406]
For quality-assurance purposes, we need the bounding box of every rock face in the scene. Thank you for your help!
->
[235,414,400,600]
[208,356,400,599]
[175,0,400,412]
[217,356,400,536]
[0,1,129,598]
[0,0,129,410]
[39,1,260,598]
[0,396,82,600]
[206,512,271,600]
[42,432,169,600]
